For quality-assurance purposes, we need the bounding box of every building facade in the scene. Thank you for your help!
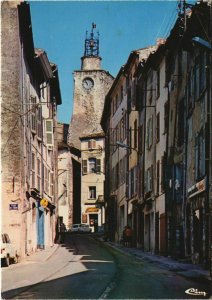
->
[67,24,113,226]
[80,132,105,232]
[1,1,62,260]
[57,123,72,230]
[101,1,211,270]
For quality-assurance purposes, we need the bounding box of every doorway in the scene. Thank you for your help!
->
[89,214,98,232]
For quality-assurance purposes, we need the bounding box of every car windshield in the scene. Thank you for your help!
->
[81,224,88,227]
[72,225,79,228]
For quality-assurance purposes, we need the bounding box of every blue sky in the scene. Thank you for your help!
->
[30,1,179,124]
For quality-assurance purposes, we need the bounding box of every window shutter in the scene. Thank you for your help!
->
[195,136,198,180]
[88,140,96,149]
[45,119,53,146]
[31,96,37,133]
[149,116,153,147]
[146,121,149,149]
[202,135,205,176]
[96,159,101,173]
[82,160,87,174]
[144,170,147,193]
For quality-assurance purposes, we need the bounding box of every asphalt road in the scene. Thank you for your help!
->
[1,234,211,299]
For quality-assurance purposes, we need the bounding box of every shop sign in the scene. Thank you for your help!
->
[86,207,99,213]
[40,198,48,208]
[82,214,87,223]
[188,178,206,199]
[9,203,18,210]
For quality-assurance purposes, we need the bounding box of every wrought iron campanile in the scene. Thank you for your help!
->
[84,23,99,57]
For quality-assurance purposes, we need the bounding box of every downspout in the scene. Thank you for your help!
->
[182,73,188,258]
[165,84,170,257]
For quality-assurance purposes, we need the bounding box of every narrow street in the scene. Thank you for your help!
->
[2,234,211,299]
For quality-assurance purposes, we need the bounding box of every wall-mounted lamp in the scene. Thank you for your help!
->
[116,141,138,153]
[192,37,212,51]
[91,168,105,175]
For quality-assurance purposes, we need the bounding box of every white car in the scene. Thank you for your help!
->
[1,233,19,267]
[80,224,92,233]
[70,224,92,233]
[70,224,81,232]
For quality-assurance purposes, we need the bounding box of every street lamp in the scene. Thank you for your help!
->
[91,168,105,175]
[116,141,138,153]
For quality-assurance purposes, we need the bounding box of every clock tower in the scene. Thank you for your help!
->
[68,23,114,150]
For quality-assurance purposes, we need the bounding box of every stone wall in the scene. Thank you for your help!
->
[68,70,113,149]
[1,1,24,257]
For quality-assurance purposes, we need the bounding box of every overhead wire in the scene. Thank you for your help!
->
[154,2,178,41]
[162,2,179,39]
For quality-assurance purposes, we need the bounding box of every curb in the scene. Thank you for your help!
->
[42,244,60,262]
[96,238,211,283]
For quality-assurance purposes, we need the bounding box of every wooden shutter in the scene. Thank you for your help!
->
[82,160,87,175]
[96,159,101,173]
[45,119,53,146]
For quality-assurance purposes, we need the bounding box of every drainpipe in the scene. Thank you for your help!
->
[209,8,212,276]
[182,74,188,259]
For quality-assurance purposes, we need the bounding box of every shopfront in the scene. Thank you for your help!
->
[187,177,208,264]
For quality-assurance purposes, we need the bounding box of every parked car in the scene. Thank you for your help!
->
[1,233,19,267]
[80,224,92,233]
[70,224,92,233]
[70,224,81,232]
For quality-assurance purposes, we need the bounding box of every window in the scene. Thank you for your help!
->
[146,116,153,149]
[50,172,54,196]
[156,160,160,195]
[161,155,165,193]
[177,99,184,147]
[145,166,153,193]
[45,119,53,146]
[199,52,206,93]
[194,57,200,101]
[88,158,96,173]
[82,160,87,174]
[131,168,135,196]
[37,107,42,140]
[195,130,205,180]
[37,159,41,191]
[31,153,35,187]
[164,101,169,133]
[83,158,102,173]
[31,96,37,133]
[88,139,96,149]
[138,125,143,154]
[121,86,124,101]
[44,166,49,194]
[156,69,160,99]
[134,119,137,149]
[156,112,160,143]
[89,186,96,199]
[129,127,132,153]
[96,159,101,173]
[187,70,195,113]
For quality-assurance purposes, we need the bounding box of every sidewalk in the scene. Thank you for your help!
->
[98,237,211,283]
[24,243,59,263]
[1,244,60,299]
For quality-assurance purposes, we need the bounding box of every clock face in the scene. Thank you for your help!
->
[82,77,94,90]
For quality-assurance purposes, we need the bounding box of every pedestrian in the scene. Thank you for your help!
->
[125,225,132,247]
[121,226,127,246]
[60,222,66,243]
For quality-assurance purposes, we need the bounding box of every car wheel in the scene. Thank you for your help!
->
[2,256,10,267]
[13,256,18,264]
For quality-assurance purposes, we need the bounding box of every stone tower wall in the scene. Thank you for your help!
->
[81,56,102,70]
[68,70,113,149]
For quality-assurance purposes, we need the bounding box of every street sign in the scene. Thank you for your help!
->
[9,203,18,210]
